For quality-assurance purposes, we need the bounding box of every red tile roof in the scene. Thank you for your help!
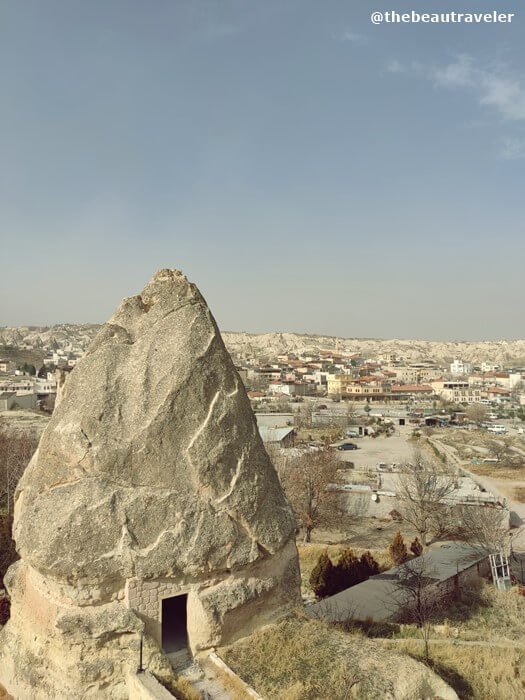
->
[391,384,433,392]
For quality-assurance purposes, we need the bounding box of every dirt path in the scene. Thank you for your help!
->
[378,637,525,649]
[169,650,233,700]
[431,437,525,552]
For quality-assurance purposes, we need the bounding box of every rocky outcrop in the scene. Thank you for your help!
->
[0,269,300,699]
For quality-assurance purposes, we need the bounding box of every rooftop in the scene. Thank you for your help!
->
[308,543,487,623]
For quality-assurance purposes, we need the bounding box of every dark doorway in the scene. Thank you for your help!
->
[161,594,188,652]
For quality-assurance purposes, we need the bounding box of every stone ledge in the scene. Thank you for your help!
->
[207,651,263,699]
[127,672,174,699]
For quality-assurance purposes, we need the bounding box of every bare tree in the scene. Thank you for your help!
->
[0,512,16,587]
[279,448,342,542]
[0,422,39,514]
[466,403,488,426]
[390,556,442,662]
[0,422,38,587]
[295,402,314,431]
[485,437,522,467]
[345,402,357,426]
[265,442,296,482]
[396,450,456,547]
[511,379,525,403]
[457,504,510,555]
[273,397,292,414]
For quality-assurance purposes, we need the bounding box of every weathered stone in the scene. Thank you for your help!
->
[0,269,300,698]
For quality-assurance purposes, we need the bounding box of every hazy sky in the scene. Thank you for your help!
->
[1,0,524,340]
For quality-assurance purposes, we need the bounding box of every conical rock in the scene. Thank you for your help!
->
[0,269,300,699]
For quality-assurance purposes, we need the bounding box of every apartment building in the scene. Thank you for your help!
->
[432,380,482,404]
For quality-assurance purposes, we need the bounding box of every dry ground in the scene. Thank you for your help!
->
[220,614,456,700]
[0,410,50,436]
[378,639,525,699]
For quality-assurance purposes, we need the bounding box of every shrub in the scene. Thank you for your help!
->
[360,550,380,577]
[328,549,381,595]
[334,548,365,591]
[0,596,10,625]
[309,551,336,598]
[410,537,423,557]
[0,513,17,589]
[389,509,402,522]
[389,531,408,566]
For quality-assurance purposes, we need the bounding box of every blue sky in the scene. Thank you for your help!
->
[1,0,524,340]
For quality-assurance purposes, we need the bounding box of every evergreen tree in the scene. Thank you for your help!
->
[360,550,380,577]
[410,537,423,557]
[389,531,408,566]
[309,551,336,598]
[334,547,368,591]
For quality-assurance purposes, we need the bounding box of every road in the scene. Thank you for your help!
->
[432,437,525,555]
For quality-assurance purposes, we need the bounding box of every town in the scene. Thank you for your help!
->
[1,316,525,699]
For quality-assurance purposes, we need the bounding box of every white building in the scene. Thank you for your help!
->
[450,359,472,375]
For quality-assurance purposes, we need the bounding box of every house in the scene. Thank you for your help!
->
[0,391,38,411]
[0,360,14,374]
[327,374,390,401]
[450,359,472,375]
[308,543,490,624]
[390,384,433,399]
[385,364,442,384]
[0,392,16,410]
[256,413,295,428]
[257,426,296,448]
[485,386,511,402]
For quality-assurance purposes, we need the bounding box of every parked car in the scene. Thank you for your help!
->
[337,442,358,450]
[487,425,507,434]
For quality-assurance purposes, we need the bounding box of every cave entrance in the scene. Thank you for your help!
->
[161,594,189,653]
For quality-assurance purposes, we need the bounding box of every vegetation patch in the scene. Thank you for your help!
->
[297,543,391,597]
[154,673,202,700]
[221,614,455,700]
[513,486,525,503]
[380,639,525,699]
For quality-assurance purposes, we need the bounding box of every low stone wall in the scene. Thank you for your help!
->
[207,652,263,699]
[127,672,174,700]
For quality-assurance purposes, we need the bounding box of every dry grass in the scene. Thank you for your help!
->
[359,581,525,645]
[442,583,525,643]
[297,542,391,596]
[207,666,252,700]
[380,639,525,699]
[221,615,357,699]
[221,614,456,700]
[468,464,525,480]
[514,486,525,503]
[155,674,202,700]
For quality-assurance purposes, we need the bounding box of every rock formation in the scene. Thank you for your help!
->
[0,269,300,699]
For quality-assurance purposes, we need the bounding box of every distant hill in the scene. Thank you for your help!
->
[2,324,525,366]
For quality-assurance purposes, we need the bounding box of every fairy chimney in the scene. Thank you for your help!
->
[0,269,300,699]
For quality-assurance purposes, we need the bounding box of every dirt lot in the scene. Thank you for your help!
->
[336,425,416,470]
[0,410,49,436]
